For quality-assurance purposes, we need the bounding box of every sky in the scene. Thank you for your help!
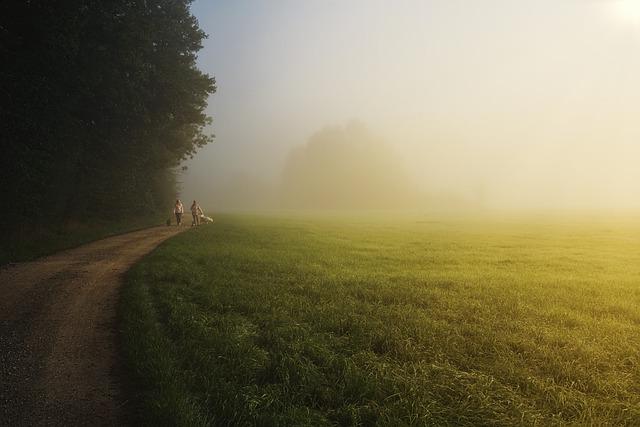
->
[182,0,640,211]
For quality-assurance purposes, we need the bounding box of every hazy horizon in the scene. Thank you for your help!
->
[180,0,640,212]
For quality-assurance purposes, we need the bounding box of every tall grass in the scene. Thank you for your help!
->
[120,213,640,426]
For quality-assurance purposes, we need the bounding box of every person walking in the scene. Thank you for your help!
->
[191,200,202,226]
[174,199,184,226]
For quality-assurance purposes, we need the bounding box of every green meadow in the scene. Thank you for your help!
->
[120,213,640,426]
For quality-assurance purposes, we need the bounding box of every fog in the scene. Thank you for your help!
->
[181,0,640,212]
[281,122,417,209]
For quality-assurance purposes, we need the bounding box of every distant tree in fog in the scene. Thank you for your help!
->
[281,122,416,209]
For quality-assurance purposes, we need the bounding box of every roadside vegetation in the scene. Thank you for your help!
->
[121,213,640,426]
[0,215,164,265]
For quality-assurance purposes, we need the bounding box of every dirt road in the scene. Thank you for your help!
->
[0,226,186,426]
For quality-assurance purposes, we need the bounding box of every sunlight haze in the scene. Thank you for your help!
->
[183,0,640,211]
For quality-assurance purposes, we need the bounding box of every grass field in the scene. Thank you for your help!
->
[120,213,640,426]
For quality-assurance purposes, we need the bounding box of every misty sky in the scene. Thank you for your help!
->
[183,0,640,210]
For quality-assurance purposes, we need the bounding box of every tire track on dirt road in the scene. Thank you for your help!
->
[0,226,187,426]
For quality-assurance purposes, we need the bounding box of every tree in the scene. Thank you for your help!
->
[0,0,215,239]
[281,122,416,209]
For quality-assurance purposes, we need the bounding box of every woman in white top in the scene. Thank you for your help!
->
[174,199,184,226]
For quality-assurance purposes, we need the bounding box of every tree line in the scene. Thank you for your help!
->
[0,0,215,237]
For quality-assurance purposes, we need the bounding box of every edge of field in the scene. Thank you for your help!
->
[117,226,207,426]
[0,215,167,265]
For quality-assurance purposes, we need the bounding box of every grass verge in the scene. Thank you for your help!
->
[0,215,165,265]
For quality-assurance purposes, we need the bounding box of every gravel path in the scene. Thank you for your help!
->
[0,226,186,426]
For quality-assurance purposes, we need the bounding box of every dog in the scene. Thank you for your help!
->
[199,214,214,224]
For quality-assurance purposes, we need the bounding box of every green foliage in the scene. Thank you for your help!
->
[0,0,214,251]
[121,214,640,426]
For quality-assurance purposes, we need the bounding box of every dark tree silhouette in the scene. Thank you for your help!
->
[0,0,215,243]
